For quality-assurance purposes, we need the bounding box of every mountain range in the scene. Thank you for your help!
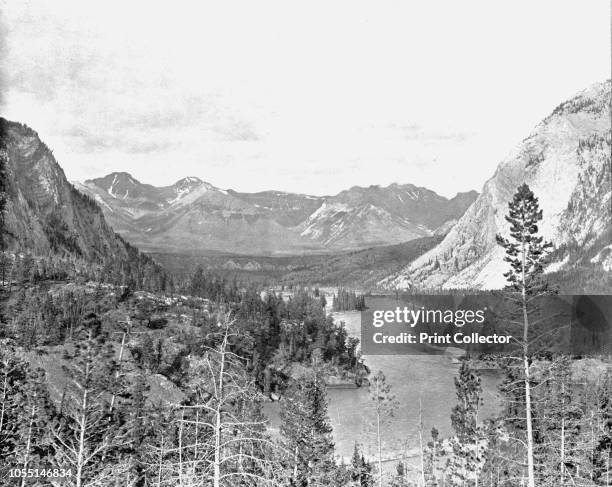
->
[383,80,612,290]
[3,79,610,293]
[74,174,477,254]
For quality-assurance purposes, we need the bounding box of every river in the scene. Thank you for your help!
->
[263,306,503,468]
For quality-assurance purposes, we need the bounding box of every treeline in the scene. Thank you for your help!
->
[332,288,366,311]
[182,265,360,390]
[0,318,369,486]
[186,264,244,303]
[1,257,360,396]
[0,246,171,295]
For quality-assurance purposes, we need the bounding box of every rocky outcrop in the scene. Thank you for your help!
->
[383,80,611,290]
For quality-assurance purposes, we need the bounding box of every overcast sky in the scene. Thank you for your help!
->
[1,1,609,197]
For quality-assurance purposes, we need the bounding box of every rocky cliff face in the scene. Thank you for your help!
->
[383,80,611,290]
[0,118,150,266]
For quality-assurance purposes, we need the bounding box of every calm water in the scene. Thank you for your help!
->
[264,307,502,465]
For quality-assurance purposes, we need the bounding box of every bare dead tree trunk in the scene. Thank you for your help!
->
[293,445,299,481]
[475,396,480,487]
[591,410,596,483]
[51,329,123,487]
[560,380,565,486]
[419,397,426,487]
[178,315,275,487]
[213,327,228,487]
[213,406,222,487]
[109,328,128,415]
[376,381,383,487]
[157,432,165,487]
[0,369,7,438]
[368,371,395,487]
[75,362,90,487]
[521,237,535,487]
[178,407,185,486]
[20,393,37,487]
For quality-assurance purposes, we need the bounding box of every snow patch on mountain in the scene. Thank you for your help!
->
[300,202,351,240]
[591,246,612,271]
[545,256,570,274]
[76,174,476,253]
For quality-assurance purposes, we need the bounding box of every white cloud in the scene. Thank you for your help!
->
[1,0,609,197]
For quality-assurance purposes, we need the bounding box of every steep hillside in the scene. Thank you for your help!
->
[276,235,445,288]
[2,119,122,260]
[0,118,165,286]
[383,80,611,291]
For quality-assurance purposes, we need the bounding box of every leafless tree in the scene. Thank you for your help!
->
[159,314,280,486]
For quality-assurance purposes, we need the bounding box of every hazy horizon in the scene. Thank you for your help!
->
[78,170,484,198]
[1,1,609,198]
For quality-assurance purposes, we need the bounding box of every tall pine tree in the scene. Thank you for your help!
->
[496,183,553,487]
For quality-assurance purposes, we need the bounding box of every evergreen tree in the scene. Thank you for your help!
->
[120,372,150,486]
[332,289,366,312]
[425,427,441,487]
[390,461,408,487]
[445,362,485,486]
[495,184,553,296]
[0,346,30,479]
[588,374,612,485]
[350,442,374,487]
[0,252,11,291]
[495,183,553,487]
[280,371,336,486]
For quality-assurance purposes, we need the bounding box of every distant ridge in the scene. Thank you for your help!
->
[76,172,477,255]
